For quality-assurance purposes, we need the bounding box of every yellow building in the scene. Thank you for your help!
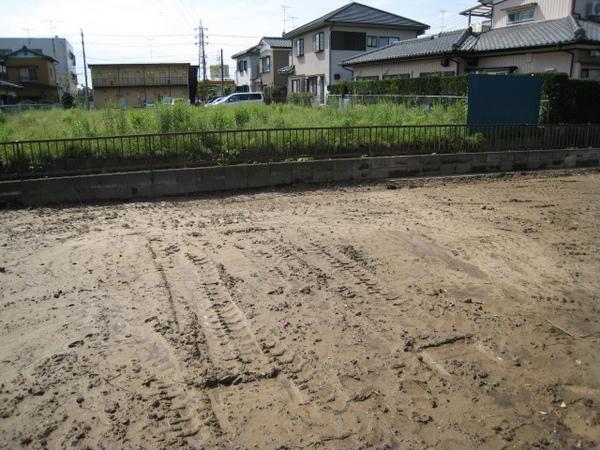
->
[89,63,190,108]
[1,46,59,102]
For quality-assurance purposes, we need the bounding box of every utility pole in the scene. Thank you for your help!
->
[81,28,90,110]
[220,48,225,95]
[195,20,207,81]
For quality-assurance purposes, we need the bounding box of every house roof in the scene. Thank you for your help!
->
[342,29,471,65]
[343,16,600,66]
[465,16,581,52]
[0,79,23,89]
[261,37,292,48]
[284,2,429,38]
[4,46,58,63]
[231,45,259,59]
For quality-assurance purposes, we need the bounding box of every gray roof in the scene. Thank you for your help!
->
[343,29,469,65]
[284,2,429,38]
[467,16,579,52]
[231,45,259,59]
[261,37,292,49]
[344,16,600,66]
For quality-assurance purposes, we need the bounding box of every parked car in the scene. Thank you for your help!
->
[206,92,263,106]
[144,100,155,108]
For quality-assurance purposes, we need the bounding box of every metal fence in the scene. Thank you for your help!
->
[1,123,599,179]
[327,94,467,109]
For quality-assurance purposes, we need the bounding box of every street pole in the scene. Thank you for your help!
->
[220,48,225,95]
[81,28,90,110]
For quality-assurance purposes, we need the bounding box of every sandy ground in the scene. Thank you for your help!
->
[0,170,599,449]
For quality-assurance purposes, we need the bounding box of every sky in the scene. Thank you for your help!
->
[0,0,478,86]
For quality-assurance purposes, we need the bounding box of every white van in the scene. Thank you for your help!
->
[208,92,264,106]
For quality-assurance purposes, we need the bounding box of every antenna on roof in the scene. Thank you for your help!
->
[281,4,290,34]
[439,9,447,33]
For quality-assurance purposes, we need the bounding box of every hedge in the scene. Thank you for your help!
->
[329,76,468,96]
[329,73,600,124]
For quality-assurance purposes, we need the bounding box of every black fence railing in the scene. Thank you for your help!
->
[1,123,599,179]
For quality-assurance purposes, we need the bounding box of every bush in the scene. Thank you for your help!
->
[534,73,600,124]
[287,93,314,106]
[263,86,288,105]
[62,92,75,109]
[329,76,468,96]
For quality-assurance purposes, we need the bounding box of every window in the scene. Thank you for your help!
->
[581,68,600,80]
[121,73,129,85]
[355,76,379,80]
[295,39,304,57]
[379,36,400,47]
[18,67,37,81]
[313,32,325,52]
[291,79,303,93]
[331,31,366,51]
[69,51,76,65]
[367,36,378,48]
[419,71,454,77]
[383,74,410,80]
[507,8,534,24]
[160,72,167,84]
[237,60,248,72]
[260,56,271,73]
[133,72,142,84]
[0,62,6,74]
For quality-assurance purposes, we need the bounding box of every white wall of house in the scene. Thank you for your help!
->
[290,26,330,80]
[234,53,258,89]
[289,25,421,97]
[348,50,574,80]
[491,0,574,28]
[351,58,457,79]
[474,51,573,74]
[329,26,418,84]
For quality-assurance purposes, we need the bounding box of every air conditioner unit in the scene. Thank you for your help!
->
[587,0,600,18]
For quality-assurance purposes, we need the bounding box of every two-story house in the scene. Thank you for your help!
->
[281,2,429,103]
[0,37,78,96]
[232,45,260,92]
[343,0,600,80]
[1,46,59,102]
[232,37,291,92]
[89,63,191,108]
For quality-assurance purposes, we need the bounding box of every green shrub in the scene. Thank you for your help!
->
[329,76,469,96]
[287,93,314,106]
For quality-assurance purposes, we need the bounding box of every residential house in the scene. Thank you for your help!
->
[342,0,600,80]
[281,2,429,103]
[232,45,260,91]
[0,37,78,96]
[255,37,292,90]
[0,80,22,105]
[89,63,191,108]
[1,46,59,102]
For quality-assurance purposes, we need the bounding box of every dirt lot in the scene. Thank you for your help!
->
[1,170,599,449]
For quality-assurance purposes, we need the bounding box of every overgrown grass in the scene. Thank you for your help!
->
[0,101,467,141]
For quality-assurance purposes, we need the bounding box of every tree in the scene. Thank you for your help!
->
[197,80,216,103]
[61,92,75,109]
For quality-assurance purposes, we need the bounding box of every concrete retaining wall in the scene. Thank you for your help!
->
[1,148,598,206]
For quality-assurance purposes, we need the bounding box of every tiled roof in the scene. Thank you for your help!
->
[343,29,469,65]
[284,2,429,38]
[261,37,292,48]
[343,16,600,66]
[469,16,578,51]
